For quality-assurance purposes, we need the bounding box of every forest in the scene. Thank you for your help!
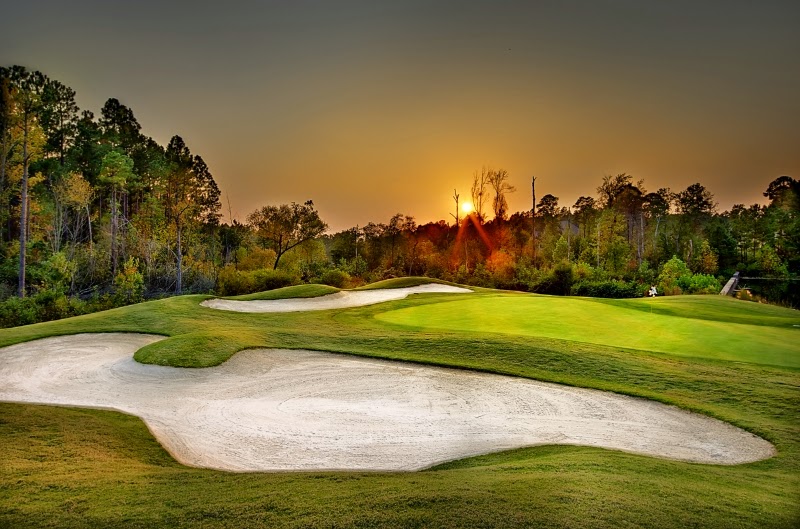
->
[1,65,798,326]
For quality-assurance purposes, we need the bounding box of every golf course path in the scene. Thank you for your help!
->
[0,333,774,471]
[200,284,472,312]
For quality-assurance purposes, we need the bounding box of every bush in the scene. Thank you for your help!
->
[216,266,298,296]
[0,296,40,327]
[571,280,643,298]
[252,269,296,292]
[657,256,691,295]
[319,269,350,288]
[113,258,144,305]
[680,273,721,294]
[529,262,574,295]
[0,290,97,328]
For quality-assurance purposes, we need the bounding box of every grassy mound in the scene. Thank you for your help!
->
[354,276,463,290]
[223,284,340,301]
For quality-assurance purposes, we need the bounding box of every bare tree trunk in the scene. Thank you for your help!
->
[85,204,93,253]
[17,118,28,298]
[0,131,7,242]
[176,219,183,294]
[450,189,460,227]
[637,212,643,264]
[111,186,118,277]
[531,177,536,264]
[273,234,284,270]
[596,223,600,269]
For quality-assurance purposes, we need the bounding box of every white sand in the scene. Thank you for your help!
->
[0,333,774,471]
[200,284,472,312]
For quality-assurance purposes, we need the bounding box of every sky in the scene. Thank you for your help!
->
[2,0,799,232]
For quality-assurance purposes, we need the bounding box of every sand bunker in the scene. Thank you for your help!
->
[200,284,472,312]
[0,334,774,471]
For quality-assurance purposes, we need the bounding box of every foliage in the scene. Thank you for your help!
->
[216,266,298,296]
[678,273,721,295]
[113,257,144,304]
[571,279,642,298]
[657,256,692,295]
[318,268,350,288]
[247,201,327,270]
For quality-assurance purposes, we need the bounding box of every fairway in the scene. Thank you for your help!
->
[375,294,800,368]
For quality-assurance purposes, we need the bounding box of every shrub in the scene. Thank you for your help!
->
[571,280,642,298]
[113,257,144,305]
[657,256,691,295]
[216,266,298,296]
[530,262,574,295]
[0,296,40,327]
[251,269,297,292]
[681,273,721,294]
[551,261,575,295]
[319,269,350,288]
[0,290,95,328]
[236,247,277,271]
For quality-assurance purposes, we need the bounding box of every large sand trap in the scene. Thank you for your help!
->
[0,333,774,471]
[200,284,472,312]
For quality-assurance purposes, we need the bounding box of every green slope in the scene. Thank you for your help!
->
[375,294,800,368]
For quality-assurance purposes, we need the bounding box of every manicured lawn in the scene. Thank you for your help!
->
[1,279,798,528]
[376,294,800,368]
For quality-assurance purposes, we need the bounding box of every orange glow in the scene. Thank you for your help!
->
[461,202,474,214]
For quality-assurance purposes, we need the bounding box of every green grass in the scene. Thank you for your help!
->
[354,276,463,290]
[1,283,799,528]
[223,284,340,300]
[376,294,800,368]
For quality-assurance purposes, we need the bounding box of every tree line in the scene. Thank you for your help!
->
[323,171,797,297]
[1,66,797,326]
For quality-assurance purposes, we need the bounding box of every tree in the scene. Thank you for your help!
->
[450,189,460,227]
[69,110,104,184]
[537,194,559,219]
[677,183,716,218]
[675,183,716,263]
[0,68,13,243]
[470,167,490,222]
[40,78,79,167]
[6,66,47,297]
[597,173,638,208]
[98,150,134,276]
[247,201,327,270]
[99,98,142,154]
[488,168,515,220]
[763,176,799,205]
[54,172,93,291]
[572,196,596,238]
[384,213,415,269]
[164,135,221,294]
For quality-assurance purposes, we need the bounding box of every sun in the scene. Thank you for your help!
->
[461,201,475,214]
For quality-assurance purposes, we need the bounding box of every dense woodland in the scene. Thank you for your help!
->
[1,66,798,326]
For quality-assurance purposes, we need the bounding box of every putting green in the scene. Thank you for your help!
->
[375,294,800,368]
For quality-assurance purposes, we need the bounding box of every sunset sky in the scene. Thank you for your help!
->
[2,1,798,231]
